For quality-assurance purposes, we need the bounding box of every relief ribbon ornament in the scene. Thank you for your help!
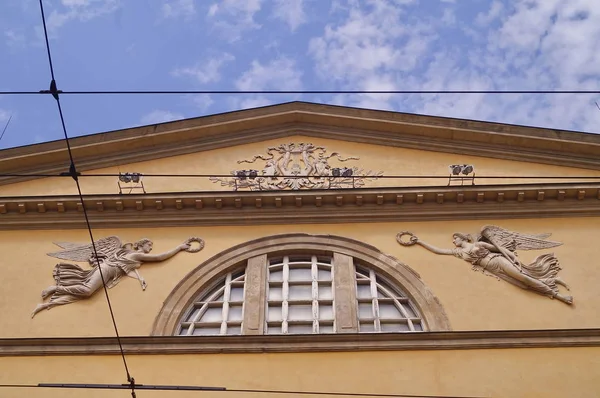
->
[396,226,573,305]
[32,236,204,318]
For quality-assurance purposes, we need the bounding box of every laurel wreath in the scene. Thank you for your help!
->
[396,231,418,246]
[183,237,205,253]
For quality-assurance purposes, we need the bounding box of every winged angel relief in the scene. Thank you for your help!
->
[210,143,383,190]
[397,225,573,304]
[32,236,204,318]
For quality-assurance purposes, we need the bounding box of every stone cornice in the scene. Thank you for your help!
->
[0,328,598,356]
[1,183,599,229]
[1,102,600,186]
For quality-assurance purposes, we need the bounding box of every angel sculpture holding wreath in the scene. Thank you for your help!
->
[32,236,204,318]
[397,225,573,305]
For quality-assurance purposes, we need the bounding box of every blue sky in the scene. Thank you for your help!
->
[1,0,599,150]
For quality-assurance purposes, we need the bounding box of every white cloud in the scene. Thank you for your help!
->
[4,29,26,47]
[206,0,264,42]
[207,3,218,16]
[228,58,303,111]
[410,0,600,132]
[0,109,10,123]
[310,2,431,78]
[140,110,185,125]
[235,58,303,91]
[307,0,600,132]
[162,0,196,19]
[172,53,235,84]
[475,1,503,26]
[42,0,120,36]
[61,0,92,6]
[352,74,399,111]
[237,96,274,110]
[309,0,436,109]
[190,95,214,112]
[441,7,456,26]
[273,0,306,31]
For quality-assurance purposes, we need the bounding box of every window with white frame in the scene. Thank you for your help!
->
[355,266,423,332]
[176,252,424,336]
[265,255,334,334]
[178,270,246,336]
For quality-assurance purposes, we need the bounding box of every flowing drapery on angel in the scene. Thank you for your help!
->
[397,225,573,304]
[32,236,204,318]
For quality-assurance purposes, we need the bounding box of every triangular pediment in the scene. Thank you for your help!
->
[2,132,600,198]
[0,102,600,196]
[1,102,600,192]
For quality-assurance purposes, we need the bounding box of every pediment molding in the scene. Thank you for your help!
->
[1,102,600,186]
[1,183,599,229]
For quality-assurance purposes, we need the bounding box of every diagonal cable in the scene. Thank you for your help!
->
[37,0,133,386]
[0,114,12,145]
[0,383,490,398]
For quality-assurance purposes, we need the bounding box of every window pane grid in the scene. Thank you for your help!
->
[193,300,245,306]
[281,256,289,333]
[358,318,422,324]
[268,299,334,305]
[357,297,409,304]
[177,254,426,337]
[311,256,319,332]
[178,270,245,336]
[181,321,243,328]
[355,266,424,333]
[266,255,333,335]
[268,280,332,286]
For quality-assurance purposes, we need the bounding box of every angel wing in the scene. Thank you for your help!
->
[479,225,562,251]
[47,236,123,263]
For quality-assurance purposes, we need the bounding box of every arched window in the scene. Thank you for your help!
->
[177,255,425,336]
[153,234,451,336]
[264,255,335,335]
[355,265,423,332]
[179,270,246,336]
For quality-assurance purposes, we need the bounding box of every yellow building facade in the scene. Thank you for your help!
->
[1,102,599,397]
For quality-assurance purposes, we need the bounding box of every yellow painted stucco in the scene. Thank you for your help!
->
[1,127,600,397]
[0,135,598,196]
[0,347,599,398]
[0,216,597,338]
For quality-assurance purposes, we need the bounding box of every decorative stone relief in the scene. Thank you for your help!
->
[209,143,383,190]
[32,236,204,318]
[397,225,573,305]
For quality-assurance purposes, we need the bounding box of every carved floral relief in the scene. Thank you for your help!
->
[209,143,383,191]
[397,225,573,305]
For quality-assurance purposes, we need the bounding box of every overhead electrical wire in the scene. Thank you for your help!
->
[36,0,134,393]
[0,114,12,144]
[0,383,489,398]
[0,172,599,180]
[1,89,600,95]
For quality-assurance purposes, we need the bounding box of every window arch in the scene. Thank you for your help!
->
[178,269,246,336]
[354,265,423,333]
[153,234,451,336]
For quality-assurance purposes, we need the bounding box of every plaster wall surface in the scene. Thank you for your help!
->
[0,347,598,398]
[0,135,598,196]
[0,217,597,338]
